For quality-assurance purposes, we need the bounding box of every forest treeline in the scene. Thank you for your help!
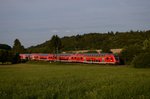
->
[1,30,150,67]
[28,30,150,53]
[0,39,25,64]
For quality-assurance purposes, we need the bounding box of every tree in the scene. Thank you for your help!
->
[12,53,20,64]
[0,44,13,64]
[50,35,62,54]
[0,44,11,50]
[0,49,7,64]
[132,52,150,68]
[26,30,150,53]
[0,49,13,64]
[101,46,112,53]
[120,44,143,64]
[101,41,112,53]
[143,39,150,51]
[131,39,150,68]
[13,39,25,54]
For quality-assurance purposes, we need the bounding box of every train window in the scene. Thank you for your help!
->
[106,57,109,60]
[110,58,113,60]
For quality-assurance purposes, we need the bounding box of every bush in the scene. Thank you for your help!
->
[12,53,21,64]
[120,45,143,65]
[132,52,150,68]
[0,49,13,64]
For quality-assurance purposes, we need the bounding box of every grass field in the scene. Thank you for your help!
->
[0,62,150,99]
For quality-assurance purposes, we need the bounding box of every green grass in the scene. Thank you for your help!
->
[0,62,150,99]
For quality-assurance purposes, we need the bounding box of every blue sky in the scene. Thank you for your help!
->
[0,0,150,48]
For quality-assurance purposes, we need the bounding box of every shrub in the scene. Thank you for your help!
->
[0,49,13,64]
[12,53,21,64]
[132,52,150,68]
[120,45,143,65]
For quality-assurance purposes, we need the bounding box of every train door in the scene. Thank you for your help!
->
[102,57,105,62]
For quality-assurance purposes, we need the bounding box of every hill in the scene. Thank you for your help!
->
[27,30,150,53]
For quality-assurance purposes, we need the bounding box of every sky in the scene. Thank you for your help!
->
[0,0,150,48]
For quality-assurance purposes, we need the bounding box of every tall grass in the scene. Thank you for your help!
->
[0,63,150,99]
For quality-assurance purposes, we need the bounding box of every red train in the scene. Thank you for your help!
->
[20,53,120,64]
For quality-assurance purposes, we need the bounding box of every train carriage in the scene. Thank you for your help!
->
[20,54,30,60]
[30,54,40,60]
[82,53,118,64]
[68,54,85,63]
[56,54,72,62]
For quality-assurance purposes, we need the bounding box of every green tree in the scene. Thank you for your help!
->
[101,41,112,53]
[0,49,13,64]
[12,53,20,64]
[120,44,143,64]
[26,30,150,53]
[0,44,13,64]
[0,44,11,50]
[0,49,7,64]
[7,51,13,63]
[101,46,112,53]
[50,35,62,54]
[131,39,150,68]
[132,52,150,68]
[143,39,150,51]
[13,39,25,54]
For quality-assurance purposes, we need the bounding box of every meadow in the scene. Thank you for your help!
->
[0,62,150,99]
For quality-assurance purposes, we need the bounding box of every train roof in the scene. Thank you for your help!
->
[38,54,54,56]
[20,53,114,56]
[56,53,73,56]
[83,53,114,56]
